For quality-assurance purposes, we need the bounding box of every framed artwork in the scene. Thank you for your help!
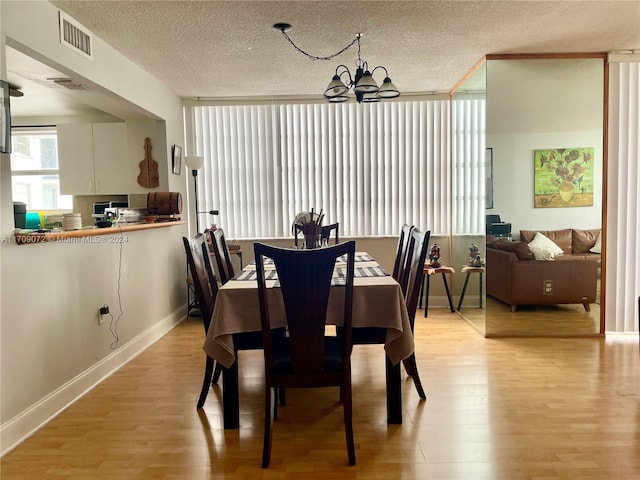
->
[485,147,493,209]
[0,80,10,154]
[171,144,182,175]
[534,147,594,208]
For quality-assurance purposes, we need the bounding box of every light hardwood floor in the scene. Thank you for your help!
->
[2,310,639,479]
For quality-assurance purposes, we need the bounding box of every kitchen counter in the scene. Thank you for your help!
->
[13,220,185,245]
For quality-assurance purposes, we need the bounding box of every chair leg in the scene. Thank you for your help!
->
[402,353,426,400]
[262,386,276,468]
[212,362,223,385]
[197,355,215,409]
[343,378,356,466]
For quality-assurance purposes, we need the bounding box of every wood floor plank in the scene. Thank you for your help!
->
[2,309,639,479]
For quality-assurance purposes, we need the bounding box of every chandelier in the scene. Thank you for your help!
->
[274,23,400,104]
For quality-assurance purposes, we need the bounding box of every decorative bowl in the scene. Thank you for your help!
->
[143,215,159,224]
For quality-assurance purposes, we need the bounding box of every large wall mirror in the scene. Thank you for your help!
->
[484,55,605,337]
[451,62,487,335]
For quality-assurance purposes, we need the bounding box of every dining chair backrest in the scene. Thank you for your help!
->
[321,222,340,245]
[183,233,219,332]
[403,228,431,329]
[209,227,235,284]
[254,241,356,376]
[392,224,415,293]
[293,222,340,248]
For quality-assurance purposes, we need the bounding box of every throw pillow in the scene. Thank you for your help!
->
[590,231,602,253]
[528,232,564,261]
[520,229,572,253]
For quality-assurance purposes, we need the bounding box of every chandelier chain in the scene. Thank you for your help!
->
[279,29,360,61]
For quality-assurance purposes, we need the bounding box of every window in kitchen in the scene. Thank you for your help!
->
[10,126,72,210]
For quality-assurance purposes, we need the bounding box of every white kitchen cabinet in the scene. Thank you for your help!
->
[58,123,128,195]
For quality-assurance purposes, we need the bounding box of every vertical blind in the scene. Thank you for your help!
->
[187,100,455,239]
[606,60,640,332]
[452,97,486,235]
[186,100,452,238]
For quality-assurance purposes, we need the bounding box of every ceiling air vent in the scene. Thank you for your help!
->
[58,11,93,60]
[47,78,88,91]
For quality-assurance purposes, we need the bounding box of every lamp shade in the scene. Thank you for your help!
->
[377,77,400,98]
[328,95,349,103]
[362,94,381,103]
[324,75,349,98]
[185,155,204,170]
[354,71,379,93]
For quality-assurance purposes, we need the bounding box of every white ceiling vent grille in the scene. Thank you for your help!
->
[47,78,88,91]
[58,11,93,60]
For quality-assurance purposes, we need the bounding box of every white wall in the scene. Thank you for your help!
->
[1,0,188,454]
[486,58,604,237]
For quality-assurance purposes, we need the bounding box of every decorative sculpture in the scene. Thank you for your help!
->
[429,243,441,268]
[468,243,480,266]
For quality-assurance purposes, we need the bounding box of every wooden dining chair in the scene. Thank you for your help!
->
[399,227,432,399]
[392,224,415,290]
[348,227,430,400]
[254,241,357,468]
[209,227,235,284]
[182,234,219,409]
[347,223,413,346]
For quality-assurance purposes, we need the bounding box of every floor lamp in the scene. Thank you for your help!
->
[184,155,204,233]
[184,155,204,318]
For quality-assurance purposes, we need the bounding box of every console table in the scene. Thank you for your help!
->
[419,265,456,317]
[458,265,485,309]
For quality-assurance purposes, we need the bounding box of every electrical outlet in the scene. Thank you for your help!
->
[98,304,109,325]
[543,280,553,295]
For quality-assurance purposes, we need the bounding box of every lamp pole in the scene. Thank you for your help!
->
[192,168,200,232]
[184,156,204,234]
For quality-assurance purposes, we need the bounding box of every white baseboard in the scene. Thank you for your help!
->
[420,295,458,310]
[0,308,185,457]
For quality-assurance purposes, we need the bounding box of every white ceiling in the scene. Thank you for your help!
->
[7,0,640,117]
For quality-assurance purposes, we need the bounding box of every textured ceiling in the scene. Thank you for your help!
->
[49,0,640,100]
[7,1,640,117]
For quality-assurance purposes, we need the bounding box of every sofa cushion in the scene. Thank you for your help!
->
[573,228,601,253]
[520,229,572,254]
[589,231,602,254]
[494,239,534,260]
[527,232,565,260]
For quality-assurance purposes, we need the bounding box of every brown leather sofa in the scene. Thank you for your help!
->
[486,229,600,312]
[519,228,601,263]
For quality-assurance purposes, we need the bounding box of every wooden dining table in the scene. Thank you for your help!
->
[202,251,414,428]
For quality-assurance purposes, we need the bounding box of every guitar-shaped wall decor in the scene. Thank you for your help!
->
[137,137,160,188]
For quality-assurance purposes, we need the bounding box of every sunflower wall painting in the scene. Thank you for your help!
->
[533,147,594,208]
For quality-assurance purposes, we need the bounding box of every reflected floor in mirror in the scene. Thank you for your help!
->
[482,295,601,337]
[4,308,638,479]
